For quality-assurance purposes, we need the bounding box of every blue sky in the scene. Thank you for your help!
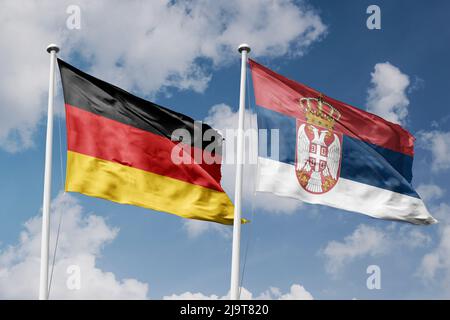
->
[1,0,450,299]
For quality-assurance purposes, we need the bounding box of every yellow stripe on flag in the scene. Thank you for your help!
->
[66,151,235,224]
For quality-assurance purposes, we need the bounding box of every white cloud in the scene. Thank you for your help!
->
[260,284,313,300]
[417,130,450,171]
[431,203,450,225]
[164,291,221,300]
[322,224,431,276]
[164,287,253,300]
[183,219,231,239]
[366,62,411,125]
[417,183,444,202]
[0,0,326,152]
[322,225,388,275]
[0,1,66,152]
[418,202,450,294]
[0,193,148,299]
[164,283,313,300]
[401,228,432,249]
[418,224,450,290]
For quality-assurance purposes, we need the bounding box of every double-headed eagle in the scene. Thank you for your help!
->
[296,123,340,193]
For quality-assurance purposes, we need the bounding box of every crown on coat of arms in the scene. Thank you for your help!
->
[299,95,341,129]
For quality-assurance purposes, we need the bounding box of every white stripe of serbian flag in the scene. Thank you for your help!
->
[250,59,436,225]
[257,157,433,224]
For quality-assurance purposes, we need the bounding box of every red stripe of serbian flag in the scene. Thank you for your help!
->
[58,59,235,224]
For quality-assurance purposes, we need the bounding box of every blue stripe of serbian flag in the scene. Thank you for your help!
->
[250,59,436,225]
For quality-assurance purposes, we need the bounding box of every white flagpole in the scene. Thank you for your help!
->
[39,44,59,300]
[230,43,251,300]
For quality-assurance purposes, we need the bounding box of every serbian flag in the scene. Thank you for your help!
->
[58,59,234,224]
[250,59,436,225]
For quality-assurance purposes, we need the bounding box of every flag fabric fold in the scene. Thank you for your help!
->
[250,59,436,225]
[58,59,234,224]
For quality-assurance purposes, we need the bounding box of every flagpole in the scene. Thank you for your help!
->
[230,43,251,300]
[39,44,59,300]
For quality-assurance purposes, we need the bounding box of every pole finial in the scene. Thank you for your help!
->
[46,44,60,54]
[238,43,251,53]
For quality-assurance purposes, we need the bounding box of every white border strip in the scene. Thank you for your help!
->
[257,157,436,225]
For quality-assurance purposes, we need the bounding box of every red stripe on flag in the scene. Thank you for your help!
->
[65,104,224,192]
[249,59,415,156]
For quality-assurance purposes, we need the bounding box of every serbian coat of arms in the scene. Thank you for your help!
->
[295,97,343,194]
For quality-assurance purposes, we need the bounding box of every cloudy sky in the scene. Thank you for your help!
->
[1,0,450,299]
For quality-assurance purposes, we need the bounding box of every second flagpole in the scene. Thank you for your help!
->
[230,43,251,300]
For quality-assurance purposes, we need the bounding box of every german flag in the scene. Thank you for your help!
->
[58,59,235,224]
